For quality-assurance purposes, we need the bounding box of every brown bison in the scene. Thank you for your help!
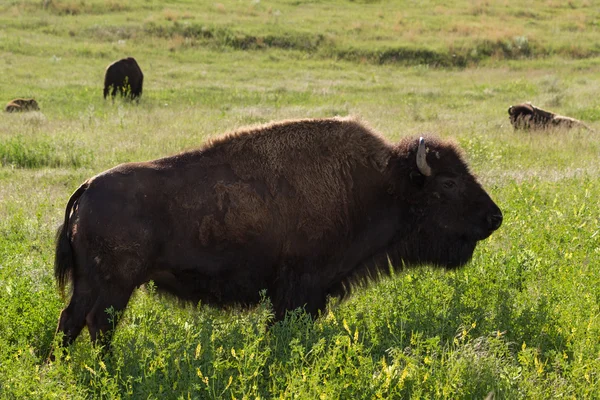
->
[52,117,502,353]
[508,102,591,130]
[5,98,39,112]
[103,57,144,100]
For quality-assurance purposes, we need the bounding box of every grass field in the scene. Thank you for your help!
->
[1,0,600,398]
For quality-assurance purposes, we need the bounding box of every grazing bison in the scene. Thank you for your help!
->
[52,117,502,353]
[5,98,39,112]
[103,57,143,101]
[508,102,591,130]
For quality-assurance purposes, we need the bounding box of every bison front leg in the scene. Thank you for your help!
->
[273,271,327,321]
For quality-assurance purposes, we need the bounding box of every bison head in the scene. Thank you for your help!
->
[395,137,502,268]
[508,103,558,130]
[508,103,535,129]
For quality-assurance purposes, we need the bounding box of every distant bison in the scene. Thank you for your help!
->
[5,98,39,112]
[508,102,591,130]
[103,57,144,100]
[52,117,502,353]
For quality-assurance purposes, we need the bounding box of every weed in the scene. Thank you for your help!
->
[1,1,600,398]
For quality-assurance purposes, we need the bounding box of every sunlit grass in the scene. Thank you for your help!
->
[1,0,600,398]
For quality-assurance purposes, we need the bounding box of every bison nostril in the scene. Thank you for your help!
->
[487,213,503,231]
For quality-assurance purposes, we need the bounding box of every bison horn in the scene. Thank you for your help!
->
[417,137,432,176]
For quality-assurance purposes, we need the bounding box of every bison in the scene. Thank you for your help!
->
[508,102,591,130]
[52,116,502,354]
[103,57,144,101]
[5,98,39,112]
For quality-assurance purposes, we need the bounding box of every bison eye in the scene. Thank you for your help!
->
[442,180,456,189]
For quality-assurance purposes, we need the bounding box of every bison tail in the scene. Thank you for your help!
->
[54,182,88,298]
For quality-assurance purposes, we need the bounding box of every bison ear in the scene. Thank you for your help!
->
[409,170,426,187]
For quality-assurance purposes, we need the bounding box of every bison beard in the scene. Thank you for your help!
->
[50,116,502,356]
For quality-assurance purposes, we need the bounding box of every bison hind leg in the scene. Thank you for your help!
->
[50,282,97,360]
[85,287,134,353]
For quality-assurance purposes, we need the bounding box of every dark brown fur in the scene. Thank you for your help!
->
[5,98,39,112]
[52,116,502,354]
[508,102,591,130]
[103,57,144,100]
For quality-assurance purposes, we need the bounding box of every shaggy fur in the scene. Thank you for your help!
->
[51,116,502,355]
[508,102,591,130]
[103,57,144,100]
[5,98,39,112]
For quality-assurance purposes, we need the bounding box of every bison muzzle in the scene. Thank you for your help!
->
[51,117,502,355]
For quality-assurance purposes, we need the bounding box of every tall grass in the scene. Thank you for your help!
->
[2,0,600,67]
[0,135,92,168]
[1,0,600,398]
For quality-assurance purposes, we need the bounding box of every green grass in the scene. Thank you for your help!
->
[1,1,600,398]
